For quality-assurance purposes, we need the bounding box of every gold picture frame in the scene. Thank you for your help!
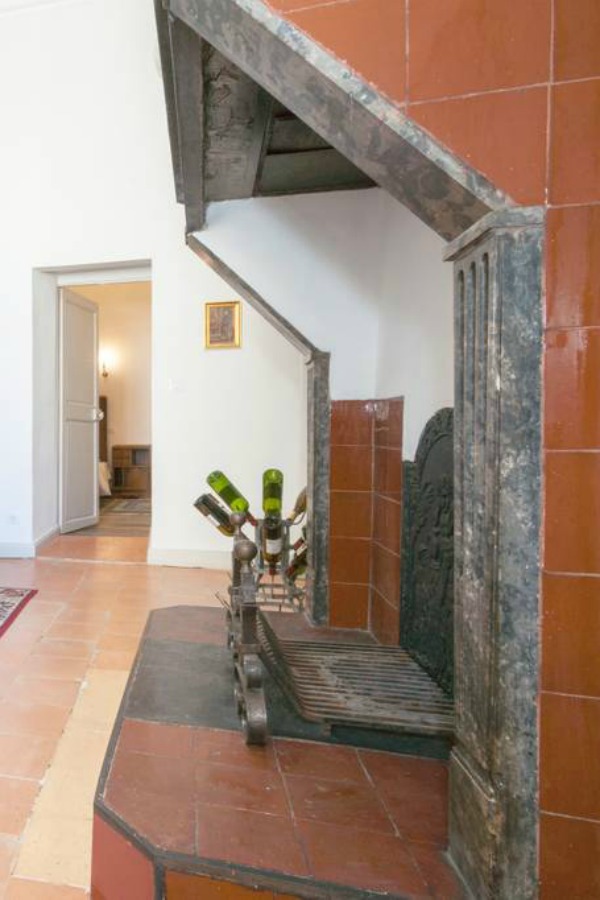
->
[204,301,242,349]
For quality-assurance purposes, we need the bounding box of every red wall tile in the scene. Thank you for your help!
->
[544,328,600,449]
[542,574,600,697]
[91,814,155,900]
[550,79,600,205]
[373,495,402,556]
[330,445,372,492]
[371,542,401,609]
[546,206,600,328]
[408,0,551,101]
[540,813,600,900]
[331,400,373,447]
[371,589,400,645]
[329,582,369,629]
[330,491,372,539]
[330,536,371,584]
[288,0,405,106]
[554,0,600,82]
[540,692,600,819]
[166,870,272,898]
[409,88,548,205]
[545,452,600,573]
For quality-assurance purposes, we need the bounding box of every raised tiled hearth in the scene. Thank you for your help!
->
[93,606,464,899]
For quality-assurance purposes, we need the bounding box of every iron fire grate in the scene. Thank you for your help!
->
[259,615,454,738]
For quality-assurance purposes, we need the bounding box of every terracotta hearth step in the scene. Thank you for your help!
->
[92,606,465,898]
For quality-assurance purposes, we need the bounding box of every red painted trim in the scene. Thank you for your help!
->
[0,589,37,638]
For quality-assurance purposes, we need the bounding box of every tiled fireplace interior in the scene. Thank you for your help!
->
[329,398,404,643]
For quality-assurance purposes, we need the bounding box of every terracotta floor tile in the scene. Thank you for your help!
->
[97,632,140,653]
[105,781,196,853]
[90,649,137,671]
[0,777,40,835]
[32,639,96,661]
[110,748,196,799]
[4,880,89,899]
[8,676,81,709]
[0,701,70,740]
[196,806,308,876]
[14,813,93,888]
[45,622,105,642]
[195,763,289,816]
[193,728,278,771]
[25,656,88,681]
[360,751,448,845]
[0,733,55,779]
[68,670,128,732]
[409,843,466,898]
[119,719,195,758]
[285,774,395,833]
[297,820,428,896]
[0,837,18,883]
[275,740,366,784]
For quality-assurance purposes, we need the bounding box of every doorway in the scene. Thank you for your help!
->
[64,280,152,540]
[32,263,152,563]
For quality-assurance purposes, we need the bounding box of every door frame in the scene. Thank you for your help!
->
[32,260,152,551]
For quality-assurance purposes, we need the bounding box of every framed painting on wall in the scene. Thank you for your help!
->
[204,301,242,349]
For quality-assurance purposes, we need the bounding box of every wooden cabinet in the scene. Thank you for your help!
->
[112,445,151,497]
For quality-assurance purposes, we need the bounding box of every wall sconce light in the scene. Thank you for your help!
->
[99,347,116,380]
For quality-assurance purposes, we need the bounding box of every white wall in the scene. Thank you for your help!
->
[92,286,152,457]
[374,194,454,459]
[198,190,383,400]
[0,0,452,562]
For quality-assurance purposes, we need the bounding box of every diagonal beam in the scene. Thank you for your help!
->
[167,0,512,240]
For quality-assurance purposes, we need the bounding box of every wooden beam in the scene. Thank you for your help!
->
[168,15,205,232]
[167,0,509,239]
[258,148,374,196]
[153,0,183,202]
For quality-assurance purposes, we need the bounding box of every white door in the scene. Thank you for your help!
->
[59,288,102,533]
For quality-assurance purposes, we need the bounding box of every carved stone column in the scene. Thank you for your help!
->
[445,208,543,899]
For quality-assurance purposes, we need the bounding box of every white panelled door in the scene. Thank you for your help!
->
[59,288,102,533]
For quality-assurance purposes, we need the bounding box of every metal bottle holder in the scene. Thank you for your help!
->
[223,512,305,744]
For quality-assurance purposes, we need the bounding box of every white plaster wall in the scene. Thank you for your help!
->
[198,190,383,400]
[0,0,452,561]
[374,194,454,459]
[0,0,308,563]
[94,290,152,457]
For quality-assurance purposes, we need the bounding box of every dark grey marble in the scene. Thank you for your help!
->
[446,208,543,899]
[400,408,454,696]
[167,0,509,240]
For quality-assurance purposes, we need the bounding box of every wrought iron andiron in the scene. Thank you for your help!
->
[227,513,267,745]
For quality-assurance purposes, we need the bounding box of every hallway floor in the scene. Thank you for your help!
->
[0,547,462,898]
[0,551,226,897]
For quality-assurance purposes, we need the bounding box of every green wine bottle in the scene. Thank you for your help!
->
[262,515,283,570]
[194,493,234,536]
[207,470,256,524]
[263,469,284,517]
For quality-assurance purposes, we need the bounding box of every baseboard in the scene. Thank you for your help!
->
[147,547,230,570]
[0,543,36,559]
[34,526,59,550]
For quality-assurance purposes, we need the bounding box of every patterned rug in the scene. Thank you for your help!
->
[101,498,151,514]
[0,588,37,637]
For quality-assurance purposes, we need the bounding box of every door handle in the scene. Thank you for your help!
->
[93,409,105,422]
